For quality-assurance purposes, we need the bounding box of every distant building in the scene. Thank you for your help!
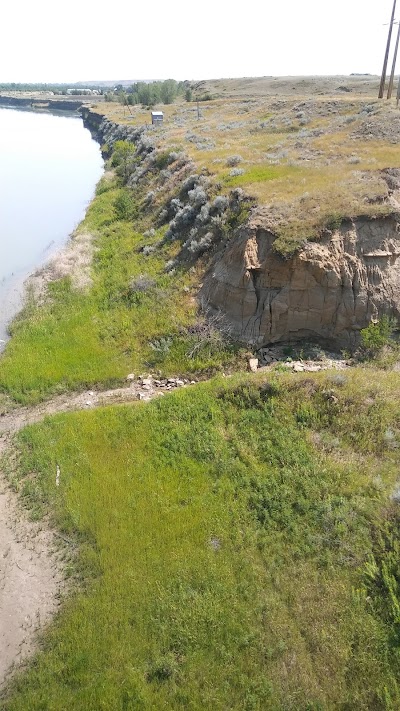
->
[151,111,164,125]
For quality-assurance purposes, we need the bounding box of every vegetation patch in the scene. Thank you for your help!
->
[2,371,400,709]
[0,176,238,404]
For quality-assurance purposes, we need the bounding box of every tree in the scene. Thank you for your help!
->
[160,79,177,104]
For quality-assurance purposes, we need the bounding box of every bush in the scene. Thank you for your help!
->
[111,140,135,168]
[360,316,396,355]
[211,195,229,214]
[114,191,137,221]
[226,155,243,167]
[129,274,156,293]
[111,140,136,181]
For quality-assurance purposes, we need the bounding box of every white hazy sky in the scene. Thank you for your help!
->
[1,0,397,83]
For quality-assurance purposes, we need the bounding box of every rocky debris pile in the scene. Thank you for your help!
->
[126,374,197,401]
[279,358,349,373]
[248,345,351,374]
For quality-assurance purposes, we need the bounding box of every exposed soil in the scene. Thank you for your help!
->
[0,475,61,686]
[0,380,163,688]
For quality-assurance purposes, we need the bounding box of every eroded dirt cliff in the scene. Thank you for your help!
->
[82,106,400,350]
[200,210,400,347]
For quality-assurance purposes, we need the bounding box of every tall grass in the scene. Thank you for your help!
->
[3,371,400,709]
[0,182,237,404]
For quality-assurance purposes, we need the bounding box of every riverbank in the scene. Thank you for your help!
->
[0,230,93,350]
[0,93,99,112]
[3,84,400,709]
[0,106,103,351]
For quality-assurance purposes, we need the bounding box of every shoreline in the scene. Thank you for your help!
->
[0,227,96,352]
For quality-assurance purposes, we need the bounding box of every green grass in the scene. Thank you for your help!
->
[0,180,237,404]
[3,371,400,709]
[224,164,299,188]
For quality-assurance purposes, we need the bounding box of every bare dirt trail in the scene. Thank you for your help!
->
[0,380,166,689]
[0,480,61,685]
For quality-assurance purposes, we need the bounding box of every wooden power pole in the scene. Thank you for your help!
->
[379,0,397,98]
[388,22,400,97]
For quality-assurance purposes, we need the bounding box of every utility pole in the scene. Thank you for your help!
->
[191,81,205,120]
[388,22,400,97]
[379,0,397,98]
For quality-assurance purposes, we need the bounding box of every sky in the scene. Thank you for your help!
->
[1,0,397,83]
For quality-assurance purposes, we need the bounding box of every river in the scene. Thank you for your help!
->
[0,107,104,347]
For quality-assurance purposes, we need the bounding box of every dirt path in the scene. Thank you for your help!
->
[0,379,168,688]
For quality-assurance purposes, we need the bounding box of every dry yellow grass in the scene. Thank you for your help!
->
[94,77,400,250]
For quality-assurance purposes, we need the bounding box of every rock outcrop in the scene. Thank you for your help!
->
[200,211,400,347]
[80,108,400,350]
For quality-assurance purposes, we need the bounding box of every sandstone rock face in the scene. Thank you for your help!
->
[200,214,400,347]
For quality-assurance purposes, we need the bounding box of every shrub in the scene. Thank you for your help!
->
[180,174,200,196]
[129,274,156,293]
[211,195,229,214]
[154,151,174,170]
[360,316,396,355]
[226,155,243,167]
[111,140,136,180]
[136,134,155,156]
[195,203,210,225]
[187,232,214,255]
[142,245,156,256]
[114,192,137,221]
[188,186,208,207]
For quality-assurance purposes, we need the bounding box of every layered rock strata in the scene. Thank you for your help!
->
[200,212,400,347]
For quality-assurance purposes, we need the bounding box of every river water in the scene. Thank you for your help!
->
[0,107,103,346]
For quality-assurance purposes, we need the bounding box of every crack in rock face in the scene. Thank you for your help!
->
[200,215,400,347]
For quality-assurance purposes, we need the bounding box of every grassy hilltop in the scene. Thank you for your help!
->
[2,77,400,709]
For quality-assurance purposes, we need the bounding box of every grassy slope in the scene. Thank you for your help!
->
[0,177,237,405]
[2,371,400,710]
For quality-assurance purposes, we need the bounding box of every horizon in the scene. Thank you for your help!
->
[0,73,384,88]
[0,0,396,84]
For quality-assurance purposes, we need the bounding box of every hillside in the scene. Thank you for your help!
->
[2,76,400,710]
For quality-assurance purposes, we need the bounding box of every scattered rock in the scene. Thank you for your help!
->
[293,364,304,372]
[126,373,135,382]
[248,358,259,373]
